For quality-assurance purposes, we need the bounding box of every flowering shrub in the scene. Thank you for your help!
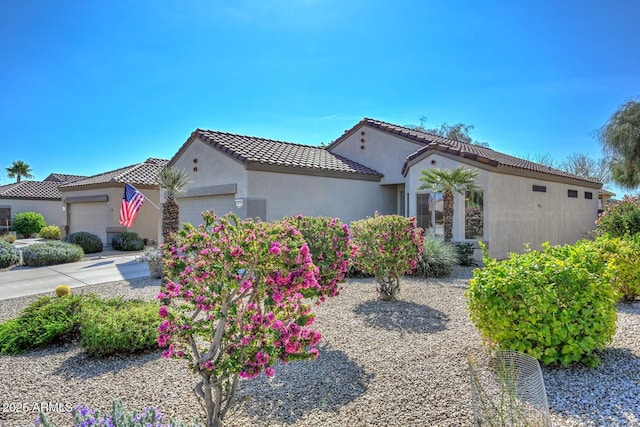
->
[160,211,334,427]
[350,213,424,301]
[21,241,84,266]
[36,399,195,426]
[283,215,351,301]
[596,194,640,237]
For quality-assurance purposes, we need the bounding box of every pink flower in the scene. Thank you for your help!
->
[230,246,244,257]
[159,306,168,318]
[309,348,319,358]
[265,367,275,377]
[285,341,299,354]
[272,291,284,304]
[269,243,281,255]
[158,334,169,347]
[158,320,170,333]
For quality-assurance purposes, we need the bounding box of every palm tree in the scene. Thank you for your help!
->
[156,167,191,245]
[6,160,34,183]
[599,99,640,189]
[418,167,481,242]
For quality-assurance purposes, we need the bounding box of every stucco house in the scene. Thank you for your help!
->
[167,118,603,259]
[0,173,85,233]
[59,158,168,244]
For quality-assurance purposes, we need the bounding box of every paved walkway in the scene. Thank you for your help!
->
[0,244,152,300]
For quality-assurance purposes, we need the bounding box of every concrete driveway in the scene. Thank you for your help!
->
[0,253,151,300]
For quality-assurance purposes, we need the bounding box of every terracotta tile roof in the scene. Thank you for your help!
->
[60,158,169,189]
[43,173,87,183]
[182,129,382,178]
[0,181,62,200]
[334,118,601,186]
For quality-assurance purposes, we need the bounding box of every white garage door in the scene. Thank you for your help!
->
[179,196,236,227]
[69,202,109,243]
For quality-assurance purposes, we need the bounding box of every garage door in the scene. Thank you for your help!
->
[179,196,236,227]
[69,202,109,243]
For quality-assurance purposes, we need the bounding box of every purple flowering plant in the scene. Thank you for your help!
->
[159,211,338,427]
[350,212,424,301]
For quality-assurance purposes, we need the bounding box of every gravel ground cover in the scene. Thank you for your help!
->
[0,266,638,426]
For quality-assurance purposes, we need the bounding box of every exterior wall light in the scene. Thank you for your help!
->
[235,198,244,208]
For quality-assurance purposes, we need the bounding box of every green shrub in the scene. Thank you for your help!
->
[21,241,84,266]
[112,231,144,251]
[40,225,62,240]
[0,240,21,269]
[413,234,457,278]
[64,231,103,254]
[454,242,478,266]
[595,235,640,302]
[350,213,424,300]
[80,298,160,357]
[0,294,88,355]
[596,195,640,237]
[11,212,46,236]
[466,241,618,367]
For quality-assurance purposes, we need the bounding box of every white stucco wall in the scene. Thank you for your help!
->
[247,170,397,223]
[329,126,424,184]
[405,153,600,259]
[0,199,62,230]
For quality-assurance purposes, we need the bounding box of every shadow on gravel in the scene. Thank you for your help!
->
[232,346,372,425]
[353,299,449,333]
[617,302,640,315]
[54,349,161,379]
[544,347,640,425]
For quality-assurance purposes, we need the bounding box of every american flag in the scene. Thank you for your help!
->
[119,183,145,227]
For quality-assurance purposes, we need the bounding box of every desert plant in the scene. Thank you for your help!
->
[0,240,21,268]
[37,399,195,427]
[454,241,478,266]
[63,231,103,254]
[1,233,17,243]
[0,294,88,355]
[11,212,46,236]
[350,213,424,300]
[112,231,144,251]
[138,247,163,279]
[413,234,457,278]
[40,225,62,240]
[157,166,191,245]
[596,194,640,237]
[21,241,84,266]
[5,160,34,183]
[466,241,617,367]
[55,285,71,297]
[80,299,160,357]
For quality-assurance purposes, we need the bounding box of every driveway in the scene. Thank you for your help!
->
[0,252,152,300]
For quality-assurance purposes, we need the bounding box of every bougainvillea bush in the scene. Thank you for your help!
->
[283,215,351,301]
[596,194,640,237]
[160,211,339,427]
[467,241,618,368]
[350,213,424,301]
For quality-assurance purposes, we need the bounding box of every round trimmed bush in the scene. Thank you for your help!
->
[466,241,618,368]
[0,240,21,269]
[40,225,62,240]
[22,241,84,267]
[11,212,46,236]
[112,232,144,251]
[64,232,103,254]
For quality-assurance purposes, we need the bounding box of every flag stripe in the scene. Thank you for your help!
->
[119,183,145,228]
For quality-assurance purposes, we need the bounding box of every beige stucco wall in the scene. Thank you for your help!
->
[247,170,397,223]
[329,126,424,184]
[61,186,160,244]
[405,153,600,259]
[0,199,62,230]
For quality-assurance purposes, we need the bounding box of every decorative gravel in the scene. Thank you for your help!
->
[0,267,638,426]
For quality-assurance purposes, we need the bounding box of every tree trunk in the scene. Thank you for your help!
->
[443,190,454,242]
[377,274,400,301]
[162,197,180,245]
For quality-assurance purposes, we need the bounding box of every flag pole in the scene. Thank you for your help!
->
[137,189,160,210]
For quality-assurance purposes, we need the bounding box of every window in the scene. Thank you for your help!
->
[532,185,546,192]
[585,192,593,199]
[568,190,578,198]
[465,191,483,239]
[416,192,444,237]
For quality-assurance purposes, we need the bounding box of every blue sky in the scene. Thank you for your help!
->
[1,1,639,193]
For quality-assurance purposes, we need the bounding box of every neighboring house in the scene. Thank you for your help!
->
[59,158,168,244]
[167,118,604,259]
[0,173,85,233]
